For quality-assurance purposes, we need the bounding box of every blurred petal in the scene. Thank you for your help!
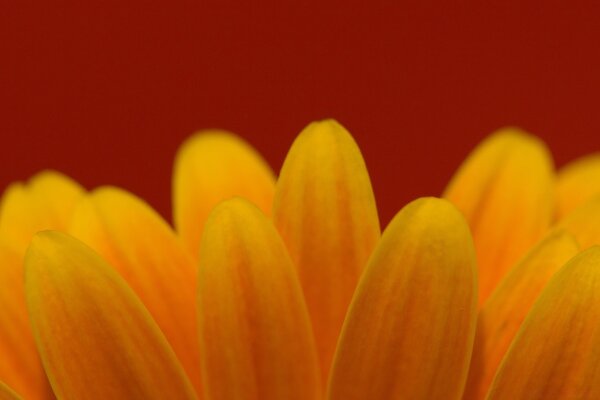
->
[69,187,201,394]
[556,153,600,219]
[173,131,275,257]
[487,246,600,399]
[0,382,22,400]
[25,231,197,399]
[444,128,554,304]
[0,242,53,399]
[0,170,84,254]
[272,119,380,381]
[557,196,600,248]
[328,198,477,400]
[198,198,320,400]
[463,231,578,400]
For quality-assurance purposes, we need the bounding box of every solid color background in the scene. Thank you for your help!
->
[2,2,600,226]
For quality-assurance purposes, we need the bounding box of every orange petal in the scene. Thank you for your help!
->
[443,128,554,305]
[25,231,197,399]
[197,198,321,400]
[272,119,380,381]
[327,198,477,400]
[68,187,201,394]
[556,196,600,248]
[0,382,22,400]
[463,231,579,400]
[0,242,53,400]
[556,153,600,219]
[0,170,84,254]
[173,130,275,257]
[486,246,600,399]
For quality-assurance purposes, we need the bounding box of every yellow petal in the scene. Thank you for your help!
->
[0,242,53,400]
[463,231,579,400]
[25,231,197,399]
[556,153,600,219]
[328,197,477,400]
[0,382,22,400]
[272,119,381,381]
[198,198,321,400]
[556,196,600,248]
[0,170,84,254]
[443,128,554,305]
[68,187,202,394]
[173,130,276,257]
[486,246,600,399]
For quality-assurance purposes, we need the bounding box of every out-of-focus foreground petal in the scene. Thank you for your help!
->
[557,196,600,248]
[328,198,477,400]
[0,243,53,400]
[198,198,321,400]
[463,231,579,400]
[0,382,21,400]
[556,153,600,219]
[0,170,84,254]
[25,231,197,399]
[68,187,202,394]
[272,119,380,381]
[444,129,554,305]
[173,131,276,257]
[486,246,600,399]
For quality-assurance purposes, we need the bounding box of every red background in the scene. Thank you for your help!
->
[2,2,600,226]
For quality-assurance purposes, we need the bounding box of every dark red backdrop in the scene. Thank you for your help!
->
[2,2,600,226]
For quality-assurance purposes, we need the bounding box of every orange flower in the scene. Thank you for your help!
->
[1,120,600,399]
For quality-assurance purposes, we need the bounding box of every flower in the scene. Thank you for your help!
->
[1,120,600,399]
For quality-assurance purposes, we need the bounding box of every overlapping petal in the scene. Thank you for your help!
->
[487,246,600,399]
[68,187,202,394]
[556,153,600,219]
[25,231,197,399]
[444,128,554,305]
[328,198,477,400]
[463,231,579,399]
[197,198,320,400]
[556,196,600,248]
[173,130,276,257]
[0,382,21,400]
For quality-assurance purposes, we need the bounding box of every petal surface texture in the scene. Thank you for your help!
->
[556,153,600,219]
[272,119,380,380]
[68,187,202,394]
[463,231,579,400]
[0,170,84,253]
[0,382,22,400]
[173,131,276,257]
[328,197,477,400]
[197,198,321,400]
[0,243,53,400]
[486,246,600,399]
[25,231,197,399]
[444,129,554,305]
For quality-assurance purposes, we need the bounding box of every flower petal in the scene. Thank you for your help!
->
[556,153,600,219]
[198,198,321,400]
[327,198,477,400]
[0,382,22,400]
[486,246,600,399]
[463,231,579,400]
[0,170,84,254]
[68,187,201,394]
[0,243,53,400]
[272,119,380,381]
[173,130,276,257]
[443,128,554,305]
[557,196,600,248]
[25,231,197,399]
